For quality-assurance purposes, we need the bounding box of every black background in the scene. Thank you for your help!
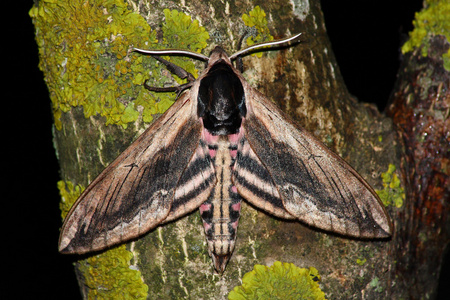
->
[8,1,448,298]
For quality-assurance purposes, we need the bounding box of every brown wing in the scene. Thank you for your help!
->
[59,93,215,254]
[234,84,392,238]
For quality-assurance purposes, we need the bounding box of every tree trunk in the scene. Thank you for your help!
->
[30,0,449,299]
[385,1,450,298]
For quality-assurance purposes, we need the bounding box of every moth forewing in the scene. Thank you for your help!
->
[239,82,393,238]
[59,92,205,254]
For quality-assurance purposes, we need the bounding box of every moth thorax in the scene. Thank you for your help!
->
[197,62,246,135]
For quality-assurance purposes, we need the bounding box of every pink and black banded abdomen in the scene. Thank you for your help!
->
[199,131,242,273]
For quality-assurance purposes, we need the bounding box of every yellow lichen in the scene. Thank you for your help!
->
[29,0,158,129]
[57,180,84,220]
[242,6,274,57]
[162,9,209,52]
[356,258,367,266]
[79,245,149,299]
[376,164,405,208]
[401,0,450,70]
[228,262,326,299]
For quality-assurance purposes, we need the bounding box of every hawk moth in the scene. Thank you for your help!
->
[59,34,392,273]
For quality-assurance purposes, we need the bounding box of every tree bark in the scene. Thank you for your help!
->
[30,0,449,299]
[386,4,450,297]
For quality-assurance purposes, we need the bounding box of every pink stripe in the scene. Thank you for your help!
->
[202,127,219,144]
[231,220,239,229]
[199,203,212,214]
[228,132,240,144]
[203,221,212,232]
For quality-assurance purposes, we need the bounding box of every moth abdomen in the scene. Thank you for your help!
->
[200,135,243,273]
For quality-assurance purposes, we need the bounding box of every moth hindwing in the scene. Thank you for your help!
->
[59,33,392,274]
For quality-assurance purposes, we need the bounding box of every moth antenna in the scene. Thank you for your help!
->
[229,33,302,61]
[133,48,209,61]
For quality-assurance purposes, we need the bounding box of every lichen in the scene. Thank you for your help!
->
[369,277,383,293]
[228,261,326,300]
[79,245,149,299]
[376,164,405,208]
[401,0,450,71]
[162,9,209,52]
[29,1,209,129]
[57,180,84,220]
[29,0,156,129]
[241,6,274,57]
[356,258,367,266]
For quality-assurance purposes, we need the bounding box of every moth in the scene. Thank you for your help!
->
[59,33,393,273]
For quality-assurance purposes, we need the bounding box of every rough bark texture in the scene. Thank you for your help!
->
[386,34,450,299]
[30,0,449,299]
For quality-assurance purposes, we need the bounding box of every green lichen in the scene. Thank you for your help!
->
[401,0,450,71]
[356,258,367,266]
[57,180,84,220]
[369,277,383,293]
[162,9,209,52]
[57,180,148,299]
[376,164,405,208]
[242,6,274,57]
[29,0,157,129]
[30,1,209,129]
[79,245,149,299]
[228,262,326,300]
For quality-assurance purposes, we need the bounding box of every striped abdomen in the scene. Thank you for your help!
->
[199,130,242,273]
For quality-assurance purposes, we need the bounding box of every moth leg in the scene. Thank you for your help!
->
[144,80,194,96]
[234,28,258,73]
[152,55,196,82]
[235,32,248,73]
[145,55,196,96]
